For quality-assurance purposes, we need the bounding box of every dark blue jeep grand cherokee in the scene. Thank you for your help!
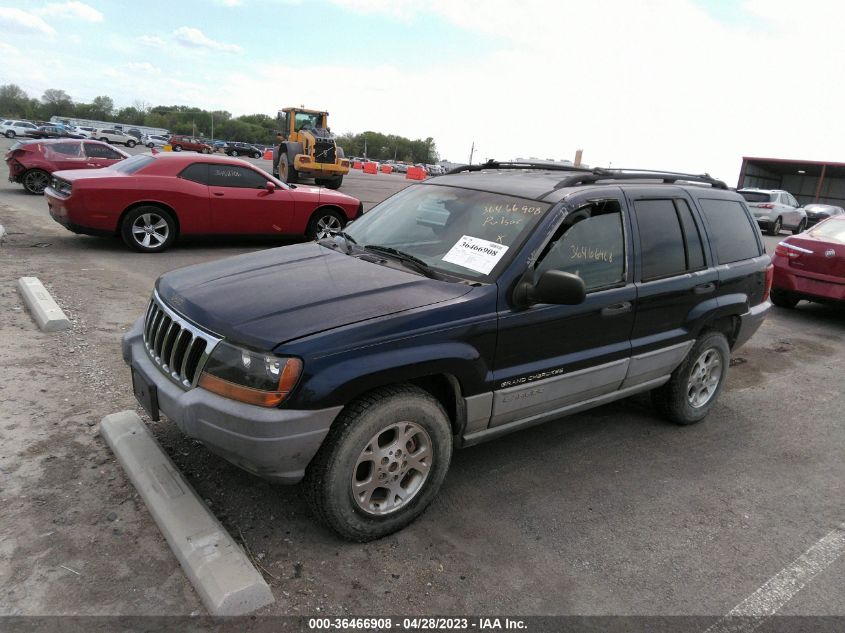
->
[123,162,772,541]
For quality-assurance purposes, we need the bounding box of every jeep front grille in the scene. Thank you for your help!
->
[143,292,221,388]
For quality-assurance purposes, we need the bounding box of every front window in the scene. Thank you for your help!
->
[344,184,550,281]
[294,112,323,131]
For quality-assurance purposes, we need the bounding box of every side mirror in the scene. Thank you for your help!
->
[513,269,586,307]
[265,181,276,192]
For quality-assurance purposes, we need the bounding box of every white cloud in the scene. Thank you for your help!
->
[329,0,416,20]
[172,26,242,53]
[0,7,55,35]
[137,35,166,48]
[126,62,160,73]
[34,1,104,22]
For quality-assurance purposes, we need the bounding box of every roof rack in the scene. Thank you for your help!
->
[552,168,728,190]
[445,159,593,175]
[445,160,728,191]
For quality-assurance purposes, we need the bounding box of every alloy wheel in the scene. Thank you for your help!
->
[351,421,433,516]
[686,348,723,408]
[131,212,170,249]
[314,214,342,238]
[24,170,50,194]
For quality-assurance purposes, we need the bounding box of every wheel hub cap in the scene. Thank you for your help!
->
[352,421,433,516]
[686,348,722,408]
[131,213,169,248]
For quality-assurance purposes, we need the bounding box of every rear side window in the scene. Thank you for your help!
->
[208,165,267,188]
[112,154,155,174]
[698,198,762,264]
[179,163,210,185]
[634,199,705,280]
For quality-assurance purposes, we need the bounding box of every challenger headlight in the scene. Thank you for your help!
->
[198,341,302,407]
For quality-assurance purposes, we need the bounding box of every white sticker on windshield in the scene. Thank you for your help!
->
[442,235,509,275]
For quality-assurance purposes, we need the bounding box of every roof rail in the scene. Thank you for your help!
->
[551,168,728,190]
[445,159,593,175]
[445,160,728,191]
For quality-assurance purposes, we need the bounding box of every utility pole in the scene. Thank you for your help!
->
[210,113,214,141]
[468,141,475,165]
[363,137,368,159]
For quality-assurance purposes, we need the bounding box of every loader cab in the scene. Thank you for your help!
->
[277,108,328,141]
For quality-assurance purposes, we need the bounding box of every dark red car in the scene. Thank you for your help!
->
[6,139,128,194]
[771,215,845,307]
[44,153,363,252]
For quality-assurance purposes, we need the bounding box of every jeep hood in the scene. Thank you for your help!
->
[156,242,472,349]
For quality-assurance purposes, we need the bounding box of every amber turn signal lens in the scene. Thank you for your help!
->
[198,358,303,407]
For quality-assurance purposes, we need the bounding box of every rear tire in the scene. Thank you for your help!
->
[651,331,730,425]
[120,206,177,253]
[768,217,782,236]
[303,385,453,542]
[173,145,182,152]
[306,208,345,240]
[253,151,261,159]
[99,137,109,142]
[231,150,239,157]
[770,288,800,308]
[326,176,343,190]
[126,140,136,148]
[792,218,807,235]
[6,130,15,138]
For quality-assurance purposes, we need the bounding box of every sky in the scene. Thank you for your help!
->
[2,0,845,184]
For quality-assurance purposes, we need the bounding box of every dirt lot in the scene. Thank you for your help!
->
[1,141,843,623]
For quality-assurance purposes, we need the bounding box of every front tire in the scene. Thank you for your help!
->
[126,140,136,148]
[651,331,730,425]
[253,151,261,159]
[120,206,176,253]
[22,169,51,195]
[306,208,345,240]
[5,130,15,138]
[279,154,298,184]
[768,217,782,236]
[231,150,239,157]
[173,144,182,152]
[792,218,807,235]
[99,137,109,143]
[770,288,800,308]
[304,385,453,542]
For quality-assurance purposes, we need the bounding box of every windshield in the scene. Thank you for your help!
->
[739,191,775,203]
[809,219,845,243]
[344,184,550,281]
[112,154,155,174]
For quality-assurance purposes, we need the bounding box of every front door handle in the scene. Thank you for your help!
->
[694,282,716,294]
[601,301,632,317]
[213,192,224,196]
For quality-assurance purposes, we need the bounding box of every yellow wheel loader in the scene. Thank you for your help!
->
[273,107,350,190]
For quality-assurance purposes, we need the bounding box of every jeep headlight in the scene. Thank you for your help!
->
[198,341,302,407]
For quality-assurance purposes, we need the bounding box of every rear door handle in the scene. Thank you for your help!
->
[601,301,632,317]
[694,282,716,294]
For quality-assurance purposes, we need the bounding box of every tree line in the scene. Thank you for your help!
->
[0,84,439,162]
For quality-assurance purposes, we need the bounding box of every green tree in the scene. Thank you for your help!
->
[41,88,74,116]
[0,84,30,117]
[90,95,114,119]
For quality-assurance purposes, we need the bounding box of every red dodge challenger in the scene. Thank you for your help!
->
[771,215,845,307]
[44,153,363,252]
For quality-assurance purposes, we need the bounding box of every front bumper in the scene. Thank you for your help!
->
[122,318,341,484]
[733,300,771,350]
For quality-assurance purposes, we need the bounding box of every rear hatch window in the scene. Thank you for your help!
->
[739,191,775,203]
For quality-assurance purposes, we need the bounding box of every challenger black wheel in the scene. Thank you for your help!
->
[304,385,453,541]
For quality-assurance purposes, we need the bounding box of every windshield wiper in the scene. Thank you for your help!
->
[363,244,442,279]
[337,231,357,253]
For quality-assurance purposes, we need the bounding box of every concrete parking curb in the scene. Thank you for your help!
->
[16,277,71,332]
[100,411,275,616]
